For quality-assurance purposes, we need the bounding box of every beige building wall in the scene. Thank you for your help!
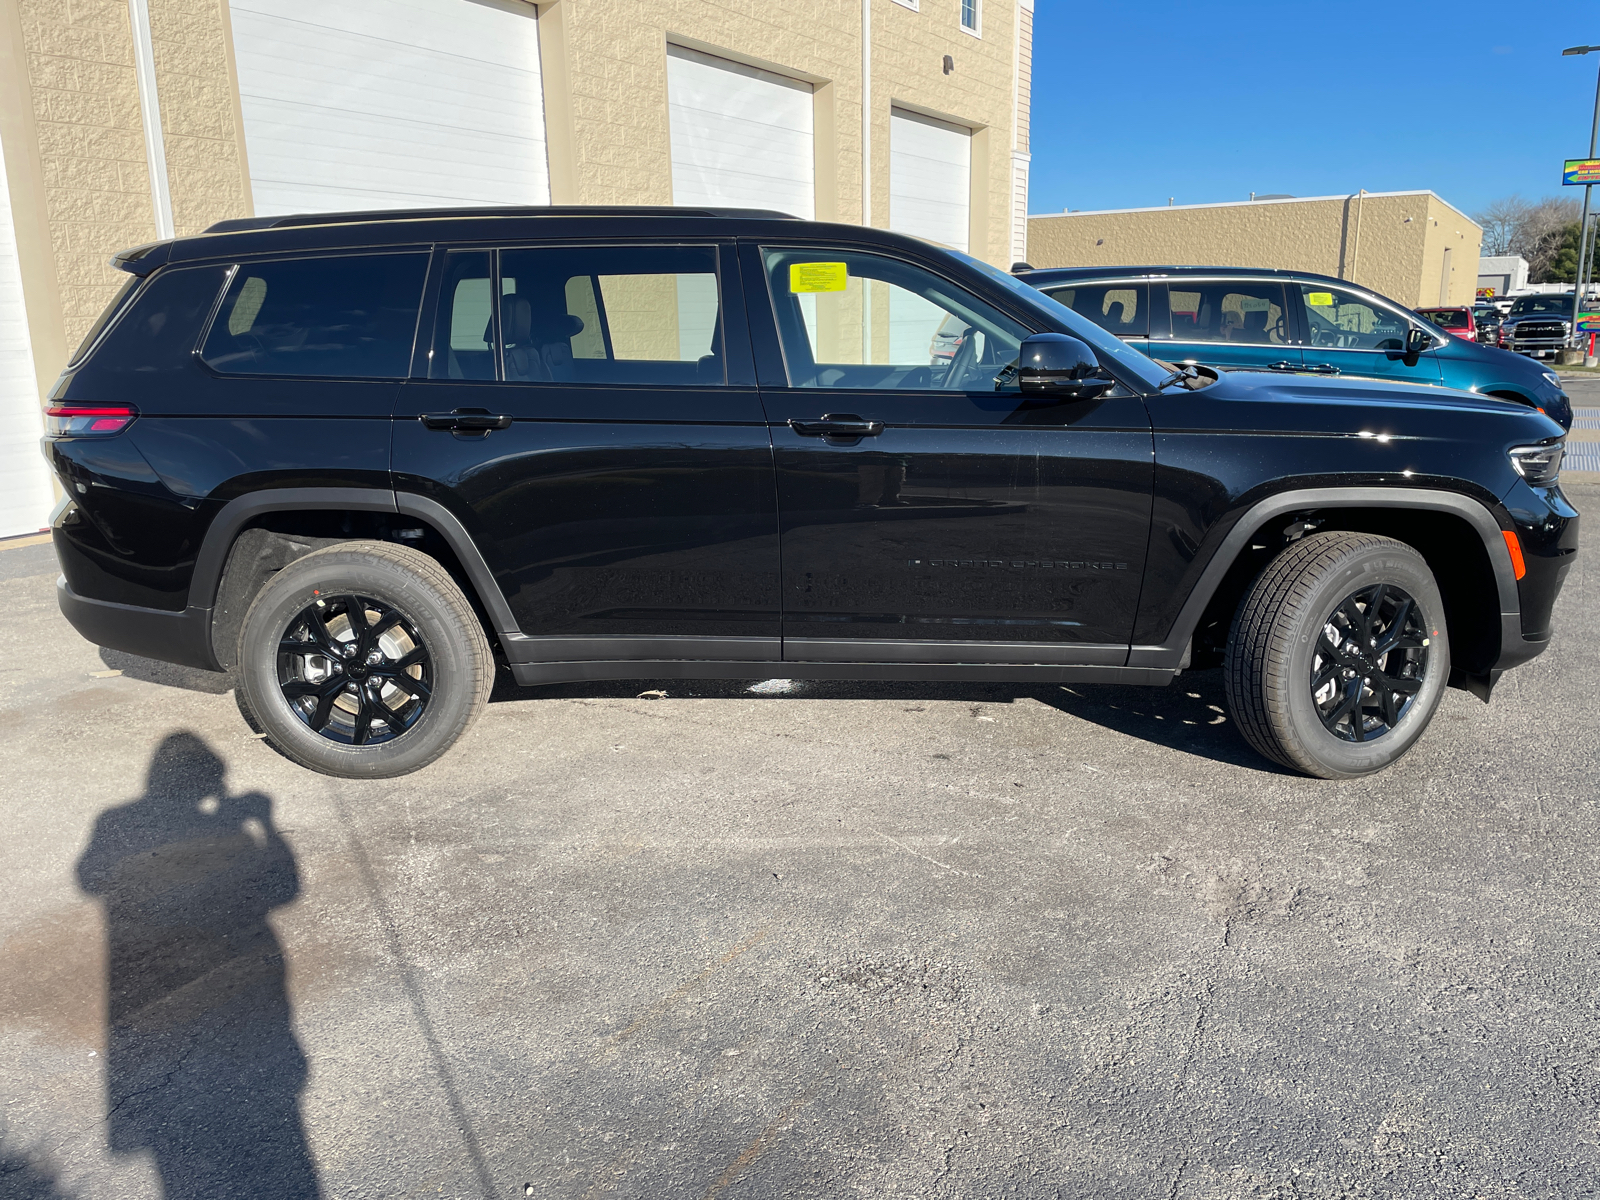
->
[1,0,1030,387]
[1027,191,1484,309]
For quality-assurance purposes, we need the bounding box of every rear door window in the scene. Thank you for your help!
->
[201,253,428,378]
[495,245,725,386]
[1041,283,1148,340]
[1157,282,1289,345]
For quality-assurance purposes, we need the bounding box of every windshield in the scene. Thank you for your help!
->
[1511,295,1575,315]
[954,255,1172,391]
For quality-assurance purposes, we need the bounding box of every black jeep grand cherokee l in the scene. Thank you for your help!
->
[44,207,1577,780]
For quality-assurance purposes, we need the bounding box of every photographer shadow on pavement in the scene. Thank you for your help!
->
[75,732,321,1200]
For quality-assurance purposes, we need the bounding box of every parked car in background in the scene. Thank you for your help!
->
[1472,305,1504,345]
[43,207,1575,781]
[1416,306,1476,343]
[1015,265,1571,429]
[1500,293,1575,359]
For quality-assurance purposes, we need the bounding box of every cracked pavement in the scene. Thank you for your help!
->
[1,484,1596,1199]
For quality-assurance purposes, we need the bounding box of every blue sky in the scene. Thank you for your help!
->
[1028,1,1600,220]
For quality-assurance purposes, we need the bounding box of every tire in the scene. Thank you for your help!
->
[237,541,492,778]
[1224,532,1451,779]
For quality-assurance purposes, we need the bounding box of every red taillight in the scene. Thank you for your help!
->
[45,403,137,437]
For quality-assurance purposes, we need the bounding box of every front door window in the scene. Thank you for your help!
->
[1299,284,1408,352]
[759,247,1028,392]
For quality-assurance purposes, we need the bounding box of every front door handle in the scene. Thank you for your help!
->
[1303,363,1341,375]
[421,409,514,432]
[788,413,885,438]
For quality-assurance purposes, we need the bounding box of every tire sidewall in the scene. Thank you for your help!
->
[239,551,480,777]
[1277,545,1451,778]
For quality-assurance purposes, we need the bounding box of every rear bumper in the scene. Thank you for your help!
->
[57,576,222,672]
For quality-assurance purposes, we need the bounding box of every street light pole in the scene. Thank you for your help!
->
[1561,45,1600,351]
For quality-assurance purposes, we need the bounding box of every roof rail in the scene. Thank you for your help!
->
[203,204,801,235]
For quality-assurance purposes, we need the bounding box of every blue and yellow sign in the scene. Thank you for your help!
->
[1577,315,1600,333]
[1564,158,1600,185]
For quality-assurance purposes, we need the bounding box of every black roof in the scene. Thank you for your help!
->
[202,204,802,234]
[111,206,940,276]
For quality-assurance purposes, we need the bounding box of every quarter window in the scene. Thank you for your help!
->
[1043,283,1148,340]
[1160,282,1288,345]
[760,247,1028,391]
[1299,284,1409,351]
[202,254,428,378]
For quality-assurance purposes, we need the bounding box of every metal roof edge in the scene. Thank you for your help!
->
[1029,190,1481,230]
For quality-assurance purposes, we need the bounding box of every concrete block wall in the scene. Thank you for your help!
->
[16,0,156,348]
[146,0,249,237]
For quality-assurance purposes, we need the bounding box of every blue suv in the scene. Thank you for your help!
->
[1015,265,1573,429]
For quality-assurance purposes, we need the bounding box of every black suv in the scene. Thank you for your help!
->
[45,207,1577,780]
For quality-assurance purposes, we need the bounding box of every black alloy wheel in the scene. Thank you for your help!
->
[1309,583,1430,743]
[278,594,432,746]
[1224,532,1451,778]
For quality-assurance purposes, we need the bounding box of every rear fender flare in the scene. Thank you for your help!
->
[191,488,520,661]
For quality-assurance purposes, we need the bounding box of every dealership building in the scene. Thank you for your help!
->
[1027,190,1483,311]
[0,0,1035,537]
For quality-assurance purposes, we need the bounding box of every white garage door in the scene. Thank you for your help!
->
[0,141,54,539]
[889,108,971,252]
[229,0,550,216]
[667,46,814,220]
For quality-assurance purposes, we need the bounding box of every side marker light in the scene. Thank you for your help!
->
[1502,530,1526,580]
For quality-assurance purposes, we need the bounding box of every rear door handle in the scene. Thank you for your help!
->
[1267,360,1298,371]
[788,414,885,438]
[421,409,513,432]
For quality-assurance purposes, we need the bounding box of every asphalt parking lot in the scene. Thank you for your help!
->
[1,482,1596,1199]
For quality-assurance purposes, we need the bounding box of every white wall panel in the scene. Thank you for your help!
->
[889,108,970,252]
[0,139,54,539]
[230,0,549,215]
[667,46,814,219]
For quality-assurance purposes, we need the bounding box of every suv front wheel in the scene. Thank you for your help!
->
[1224,532,1450,778]
[237,542,493,778]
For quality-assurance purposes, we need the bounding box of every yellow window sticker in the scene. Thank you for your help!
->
[1306,291,1335,307]
[790,262,849,293]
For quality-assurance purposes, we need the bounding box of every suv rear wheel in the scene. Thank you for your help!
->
[237,542,492,778]
[1224,532,1450,778]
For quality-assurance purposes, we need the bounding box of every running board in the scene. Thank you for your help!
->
[508,660,1178,687]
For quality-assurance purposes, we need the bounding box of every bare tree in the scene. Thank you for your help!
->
[1522,197,1581,281]
[1475,194,1530,256]
[1474,194,1582,280]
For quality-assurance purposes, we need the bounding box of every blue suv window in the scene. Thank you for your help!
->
[1041,283,1148,340]
[1158,281,1288,345]
[201,253,428,379]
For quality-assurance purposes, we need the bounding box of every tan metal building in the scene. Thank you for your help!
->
[0,0,1035,537]
[1027,190,1483,311]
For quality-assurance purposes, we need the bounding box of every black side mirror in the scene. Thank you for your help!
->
[1402,326,1431,367]
[1013,333,1113,399]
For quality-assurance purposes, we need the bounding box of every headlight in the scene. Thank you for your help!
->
[1508,441,1564,486]
[1542,371,1561,387]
